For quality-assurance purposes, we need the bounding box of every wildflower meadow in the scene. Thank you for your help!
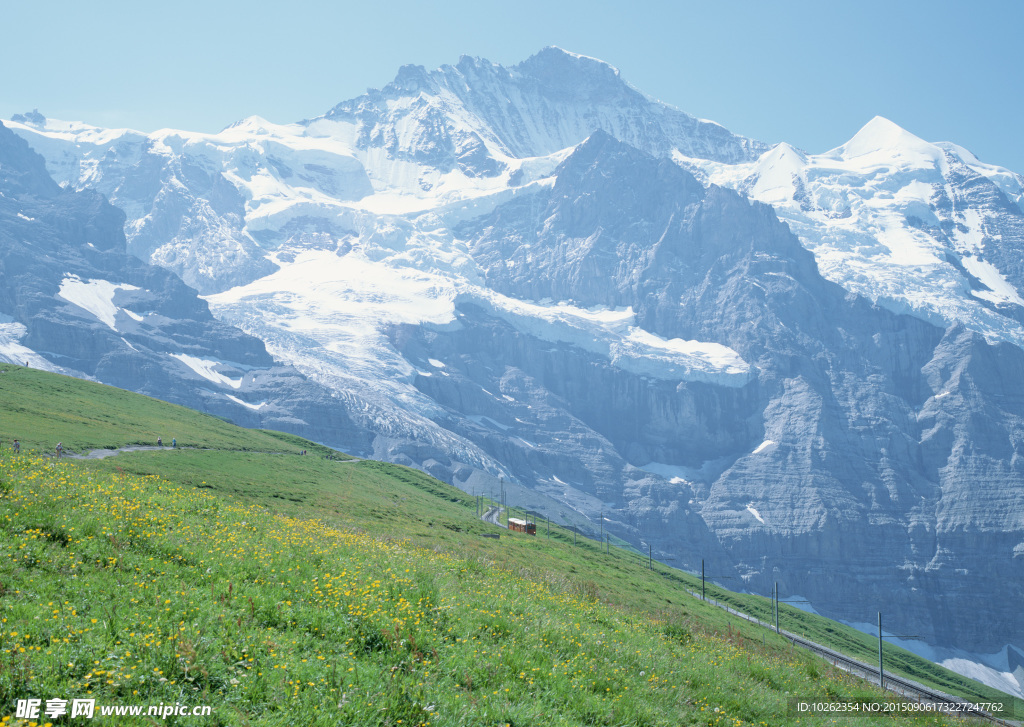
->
[0,449,965,726]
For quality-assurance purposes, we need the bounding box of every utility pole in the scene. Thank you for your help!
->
[878,612,884,688]
[648,543,652,570]
[875,612,918,688]
[701,559,705,601]
[774,582,779,634]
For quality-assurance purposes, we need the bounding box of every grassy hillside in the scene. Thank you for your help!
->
[85,448,1024,718]
[0,365,344,457]
[692,584,1024,717]
[0,365,1017,725]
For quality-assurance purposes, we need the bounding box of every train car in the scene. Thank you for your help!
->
[507,517,537,535]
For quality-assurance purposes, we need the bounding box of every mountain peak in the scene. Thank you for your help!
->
[532,46,620,71]
[316,48,765,163]
[384,63,436,95]
[851,115,913,141]
[514,46,623,89]
[221,115,279,135]
[557,127,704,199]
[831,115,935,163]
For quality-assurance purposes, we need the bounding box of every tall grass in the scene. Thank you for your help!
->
[1,452,964,726]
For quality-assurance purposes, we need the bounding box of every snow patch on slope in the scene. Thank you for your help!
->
[466,293,751,385]
[216,248,451,322]
[962,254,1024,306]
[0,318,76,373]
[639,461,697,485]
[613,327,750,383]
[225,394,267,410]
[57,275,140,330]
[169,353,243,389]
[0,321,40,368]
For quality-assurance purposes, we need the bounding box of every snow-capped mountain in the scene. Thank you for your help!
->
[321,47,767,166]
[0,120,367,449]
[682,115,1024,347]
[5,47,1024,693]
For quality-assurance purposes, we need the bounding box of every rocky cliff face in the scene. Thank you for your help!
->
[324,48,768,166]
[0,120,368,451]
[5,48,1024,685]
[409,132,1024,655]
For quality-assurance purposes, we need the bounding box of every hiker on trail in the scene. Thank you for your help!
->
[56,442,63,458]
[157,437,163,447]
[172,438,176,448]
[12,440,19,454]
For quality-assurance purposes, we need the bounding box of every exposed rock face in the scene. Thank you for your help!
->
[0,120,369,451]
[5,48,1024,681]
[400,133,1024,654]
[324,47,768,165]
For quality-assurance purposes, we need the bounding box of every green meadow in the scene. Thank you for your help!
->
[0,365,1017,725]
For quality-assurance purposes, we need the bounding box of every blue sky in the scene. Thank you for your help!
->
[3,0,1021,172]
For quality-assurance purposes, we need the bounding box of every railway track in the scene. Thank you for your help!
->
[472,513,1018,723]
[481,505,503,526]
[791,632,1016,725]
[689,590,1018,725]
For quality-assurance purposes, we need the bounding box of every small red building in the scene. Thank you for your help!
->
[507,517,536,535]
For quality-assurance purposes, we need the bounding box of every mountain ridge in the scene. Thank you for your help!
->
[321,46,767,165]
